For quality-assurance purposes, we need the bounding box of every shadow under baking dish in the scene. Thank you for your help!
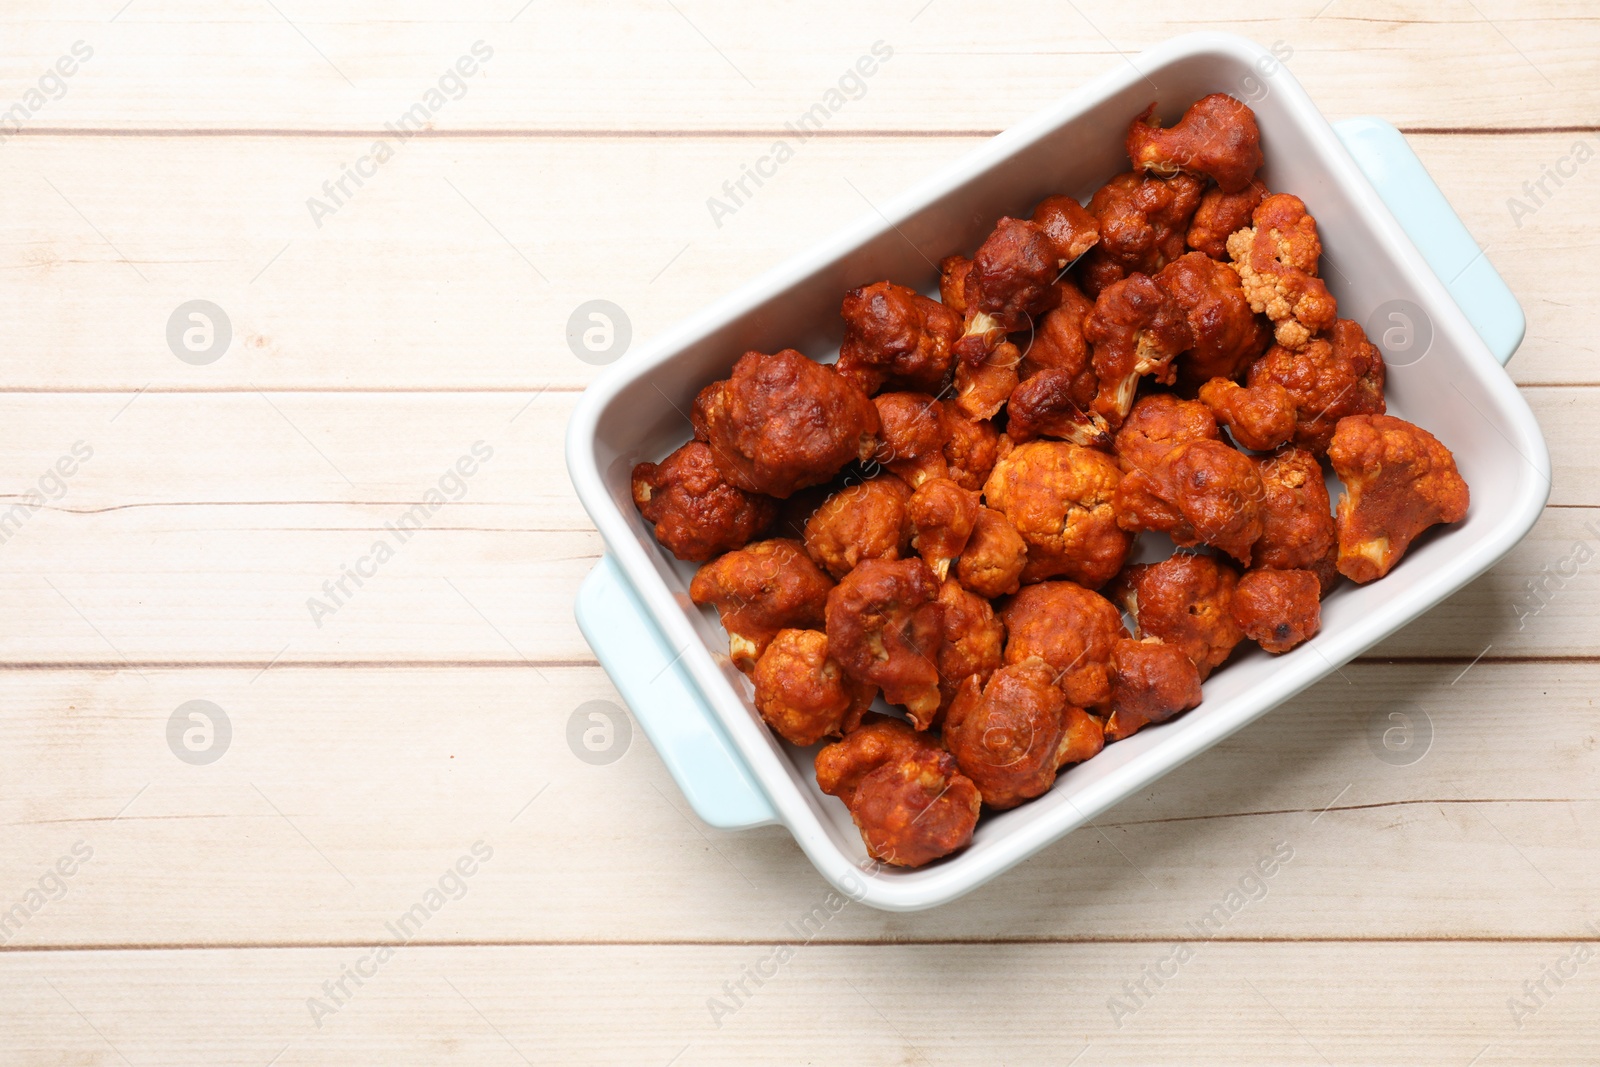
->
[566,32,1550,910]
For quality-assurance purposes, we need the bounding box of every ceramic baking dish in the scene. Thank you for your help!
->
[567,32,1549,910]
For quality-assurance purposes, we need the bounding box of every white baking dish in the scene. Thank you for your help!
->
[566,32,1549,910]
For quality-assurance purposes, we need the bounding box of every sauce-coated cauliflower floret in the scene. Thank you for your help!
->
[963,197,1100,332]
[837,281,963,396]
[955,506,1028,599]
[632,441,776,562]
[1254,446,1336,572]
[1113,554,1243,679]
[934,577,1005,717]
[908,477,981,580]
[1077,171,1205,297]
[1247,317,1386,457]
[1105,637,1203,742]
[752,629,877,746]
[825,558,945,727]
[1231,568,1322,653]
[1019,278,1097,381]
[1001,580,1129,713]
[1007,368,1113,449]
[983,440,1132,588]
[1113,393,1221,474]
[692,348,880,498]
[814,714,981,868]
[871,391,951,487]
[1187,178,1269,261]
[1125,94,1265,194]
[1327,414,1470,583]
[1198,377,1297,452]
[803,476,912,580]
[1086,273,1195,427]
[1158,251,1272,387]
[1226,193,1338,351]
[942,414,1002,491]
[953,339,1022,421]
[690,538,835,673]
[943,658,1102,809]
[1114,438,1264,566]
[939,254,973,315]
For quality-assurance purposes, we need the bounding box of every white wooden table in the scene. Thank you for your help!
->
[1,3,1596,1063]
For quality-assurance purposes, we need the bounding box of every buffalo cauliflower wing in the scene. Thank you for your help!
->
[837,281,962,395]
[1105,637,1203,742]
[1327,414,1469,583]
[955,506,1029,599]
[1114,553,1243,679]
[908,477,981,580]
[1126,94,1265,194]
[983,440,1132,588]
[1158,251,1272,387]
[752,629,876,746]
[814,714,981,867]
[1077,171,1205,297]
[1231,568,1322,653]
[690,538,835,673]
[1001,580,1129,713]
[803,476,912,580]
[632,440,776,562]
[1114,438,1264,566]
[1086,273,1196,426]
[1247,317,1386,457]
[692,348,879,498]
[943,658,1102,809]
[825,558,945,727]
[1198,377,1297,452]
[1254,446,1335,572]
[934,577,1005,718]
[1187,178,1269,261]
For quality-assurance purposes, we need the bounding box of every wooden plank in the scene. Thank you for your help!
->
[0,389,1590,663]
[0,2,1595,131]
[0,132,1591,391]
[1,662,1595,946]
[3,941,1597,1064]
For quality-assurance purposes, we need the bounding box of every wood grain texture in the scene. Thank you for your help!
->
[0,3,1596,1064]
[0,132,1593,390]
[0,390,1592,665]
[0,663,1595,948]
[0,1,1595,130]
[6,943,1599,1065]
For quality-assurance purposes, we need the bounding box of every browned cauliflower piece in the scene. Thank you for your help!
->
[1327,414,1470,583]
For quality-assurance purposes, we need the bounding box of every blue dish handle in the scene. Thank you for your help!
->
[1335,117,1525,365]
[575,555,778,829]
[576,118,1522,832]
